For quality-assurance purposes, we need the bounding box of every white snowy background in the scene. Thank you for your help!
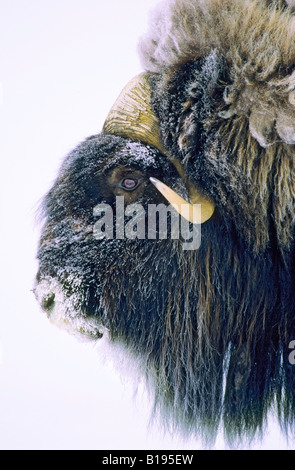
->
[0,0,293,450]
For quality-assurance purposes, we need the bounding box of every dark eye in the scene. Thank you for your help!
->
[119,178,140,191]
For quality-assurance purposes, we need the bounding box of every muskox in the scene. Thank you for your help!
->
[34,0,295,446]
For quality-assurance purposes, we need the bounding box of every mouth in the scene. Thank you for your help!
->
[34,277,103,341]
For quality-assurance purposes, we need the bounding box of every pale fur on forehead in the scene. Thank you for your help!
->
[138,0,295,77]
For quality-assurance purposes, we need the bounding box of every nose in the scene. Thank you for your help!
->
[33,275,57,317]
[40,292,56,314]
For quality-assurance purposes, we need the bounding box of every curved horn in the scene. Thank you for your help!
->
[103,73,215,223]
[103,73,166,155]
[150,177,215,224]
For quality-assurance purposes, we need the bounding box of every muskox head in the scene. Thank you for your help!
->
[34,0,295,446]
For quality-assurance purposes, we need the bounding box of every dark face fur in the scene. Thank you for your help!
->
[35,135,181,335]
[35,0,295,447]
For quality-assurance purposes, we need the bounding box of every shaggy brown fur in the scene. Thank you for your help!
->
[35,0,295,447]
[137,0,295,254]
[137,0,295,443]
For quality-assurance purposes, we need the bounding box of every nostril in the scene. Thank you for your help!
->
[41,292,56,314]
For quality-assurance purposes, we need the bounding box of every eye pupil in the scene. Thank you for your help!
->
[120,178,138,191]
[124,179,136,188]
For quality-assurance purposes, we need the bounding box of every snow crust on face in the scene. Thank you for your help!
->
[34,277,104,341]
[124,142,160,165]
[34,276,153,408]
[101,141,162,173]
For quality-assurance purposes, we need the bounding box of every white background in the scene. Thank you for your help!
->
[0,0,293,450]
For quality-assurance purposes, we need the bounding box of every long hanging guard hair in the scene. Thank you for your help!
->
[35,0,295,447]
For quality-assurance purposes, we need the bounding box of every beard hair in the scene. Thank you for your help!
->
[35,213,295,446]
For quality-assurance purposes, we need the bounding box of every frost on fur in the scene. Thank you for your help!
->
[35,1,295,449]
[34,275,104,341]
